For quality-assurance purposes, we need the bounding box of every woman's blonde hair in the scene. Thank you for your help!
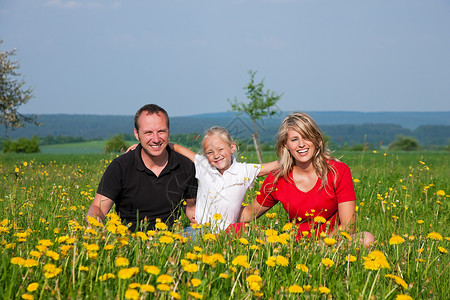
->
[201,126,237,153]
[272,112,336,190]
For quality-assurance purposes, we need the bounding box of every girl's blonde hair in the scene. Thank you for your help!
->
[201,126,236,153]
[272,112,336,190]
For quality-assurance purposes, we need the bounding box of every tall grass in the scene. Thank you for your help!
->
[0,150,448,299]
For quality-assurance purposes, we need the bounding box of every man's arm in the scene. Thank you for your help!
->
[86,193,115,223]
[183,197,196,224]
[239,200,272,223]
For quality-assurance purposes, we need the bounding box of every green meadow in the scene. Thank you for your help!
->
[0,150,448,299]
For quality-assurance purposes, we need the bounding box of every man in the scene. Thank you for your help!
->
[86,104,197,231]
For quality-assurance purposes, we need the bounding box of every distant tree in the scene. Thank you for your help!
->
[388,135,419,151]
[0,40,37,132]
[228,70,283,164]
[3,136,40,153]
[105,134,129,153]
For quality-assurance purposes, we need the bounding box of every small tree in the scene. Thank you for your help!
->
[105,134,129,153]
[228,70,283,163]
[0,40,37,132]
[3,136,40,153]
[388,135,419,151]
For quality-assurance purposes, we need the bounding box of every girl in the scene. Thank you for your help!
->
[174,126,278,232]
[127,126,278,232]
[240,113,374,247]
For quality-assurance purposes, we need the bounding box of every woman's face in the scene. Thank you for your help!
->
[284,129,316,166]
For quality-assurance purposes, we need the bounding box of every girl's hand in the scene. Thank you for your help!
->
[126,144,138,153]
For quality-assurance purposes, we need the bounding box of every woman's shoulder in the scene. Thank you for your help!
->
[327,158,350,169]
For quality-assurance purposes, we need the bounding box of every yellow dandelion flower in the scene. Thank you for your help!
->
[83,243,99,251]
[128,282,140,289]
[170,291,181,299]
[385,274,408,289]
[79,266,89,272]
[43,263,62,278]
[303,285,312,292]
[184,263,199,273]
[118,267,139,279]
[265,212,276,219]
[265,256,276,267]
[159,235,174,244]
[319,286,330,294]
[190,278,202,287]
[314,216,326,223]
[438,246,448,254]
[156,284,170,291]
[427,232,443,241]
[213,213,222,220]
[296,263,308,272]
[23,259,39,268]
[156,274,173,284]
[266,235,279,244]
[395,294,413,300]
[140,284,155,293]
[288,284,304,293]
[276,255,289,267]
[99,273,115,281]
[353,178,360,183]
[188,292,203,299]
[436,190,445,196]
[27,283,39,292]
[323,237,337,246]
[124,289,140,300]
[389,235,405,245]
[144,265,160,275]
[21,293,33,300]
[202,233,217,242]
[246,275,262,283]
[345,255,357,262]
[265,229,278,236]
[232,255,250,268]
[38,239,53,247]
[115,257,130,267]
[29,251,42,258]
[155,222,168,230]
[104,244,115,250]
[219,273,229,279]
[321,258,334,268]
[282,223,293,231]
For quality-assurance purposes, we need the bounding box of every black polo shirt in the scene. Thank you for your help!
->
[97,144,197,231]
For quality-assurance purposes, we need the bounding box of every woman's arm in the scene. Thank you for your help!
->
[337,200,357,233]
[171,143,196,162]
[257,160,279,177]
[239,200,272,223]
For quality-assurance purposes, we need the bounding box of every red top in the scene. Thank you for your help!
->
[256,160,356,240]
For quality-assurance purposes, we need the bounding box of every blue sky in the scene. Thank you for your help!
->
[1,0,449,117]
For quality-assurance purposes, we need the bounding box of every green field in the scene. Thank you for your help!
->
[0,150,448,299]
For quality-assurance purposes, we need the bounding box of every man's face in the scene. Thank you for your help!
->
[134,112,169,159]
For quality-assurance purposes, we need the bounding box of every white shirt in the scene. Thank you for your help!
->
[194,154,261,231]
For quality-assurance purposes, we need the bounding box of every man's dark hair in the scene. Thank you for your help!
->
[134,104,170,130]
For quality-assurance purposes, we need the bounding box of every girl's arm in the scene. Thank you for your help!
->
[170,143,196,163]
[257,161,279,177]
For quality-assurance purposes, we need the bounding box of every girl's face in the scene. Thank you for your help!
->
[203,134,236,174]
[284,129,316,167]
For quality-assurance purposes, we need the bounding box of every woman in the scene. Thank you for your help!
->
[239,112,374,247]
